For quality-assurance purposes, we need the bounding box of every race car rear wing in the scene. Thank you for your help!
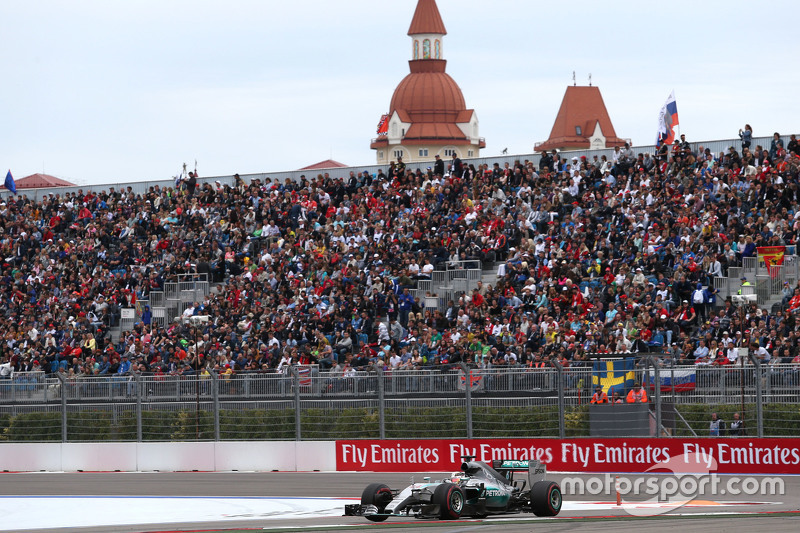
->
[491,459,547,487]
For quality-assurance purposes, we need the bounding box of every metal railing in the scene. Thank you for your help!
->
[713,276,738,301]
[743,256,757,277]
[135,274,211,333]
[428,267,482,311]
[743,255,799,280]
[1,360,797,441]
[447,260,482,271]
[714,256,798,305]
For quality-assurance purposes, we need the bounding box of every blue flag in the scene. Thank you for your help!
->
[4,170,16,194]
[592,358,636,396]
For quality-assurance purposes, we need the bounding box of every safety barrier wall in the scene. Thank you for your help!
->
[0,441,335,472]
[4,437,800,474]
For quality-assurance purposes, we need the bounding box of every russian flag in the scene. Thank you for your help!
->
[297,366,312,387]
[655,91,679,147]
[648,369,696,392]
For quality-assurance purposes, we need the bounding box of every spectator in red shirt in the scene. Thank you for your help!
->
[470,289,484,308]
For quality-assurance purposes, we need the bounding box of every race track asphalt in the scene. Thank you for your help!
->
[1,472,798,533]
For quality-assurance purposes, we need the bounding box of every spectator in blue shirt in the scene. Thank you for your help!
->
[398,288,414,328]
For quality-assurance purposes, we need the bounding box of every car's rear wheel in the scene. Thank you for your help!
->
[361,483,392,522]
[531,480,562,516]
[434,483,465,520]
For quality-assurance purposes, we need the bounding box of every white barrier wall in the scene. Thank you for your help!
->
[62,442,138,471]
[0,441,336,472]
[0,443,63,472]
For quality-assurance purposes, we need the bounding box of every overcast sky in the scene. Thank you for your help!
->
[1,0,798,185]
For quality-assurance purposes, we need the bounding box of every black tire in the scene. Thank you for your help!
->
[433,483,465,520]
[361,483,392,522]
[531,480,562,517]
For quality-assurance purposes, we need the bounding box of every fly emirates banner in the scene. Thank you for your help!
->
[336,438,800,474]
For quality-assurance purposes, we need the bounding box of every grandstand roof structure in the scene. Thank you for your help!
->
[14,173,76,189]
[298,160,350,171]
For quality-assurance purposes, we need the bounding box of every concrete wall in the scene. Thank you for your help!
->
[0,441,336,472]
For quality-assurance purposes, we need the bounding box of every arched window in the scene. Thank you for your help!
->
[434,40,441,59]
[414,40,419,60]
[423,39,431,59]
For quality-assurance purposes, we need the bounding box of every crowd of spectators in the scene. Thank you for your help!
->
[2,129,800,384]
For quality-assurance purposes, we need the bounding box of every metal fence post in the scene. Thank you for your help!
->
[133,373,142,442]
[764,362,772,402]
[747,352,764,437]
[458,363,473,439]
[670,367,675,401]
[551,360,565,439]
[56,373,67,442]
[647,355,662,437]
[291,367,301,441]
[210,371,220,441]
[377,366,385,440]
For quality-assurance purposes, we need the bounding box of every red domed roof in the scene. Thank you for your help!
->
[390,60,466,122]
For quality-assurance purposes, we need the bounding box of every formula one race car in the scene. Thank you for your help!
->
[344,457,562,521]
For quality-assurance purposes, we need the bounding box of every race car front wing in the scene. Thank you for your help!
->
[344,503,380,517]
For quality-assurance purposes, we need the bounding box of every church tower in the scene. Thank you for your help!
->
[371,0,484,167]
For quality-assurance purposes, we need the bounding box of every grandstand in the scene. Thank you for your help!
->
[1,130,799,439]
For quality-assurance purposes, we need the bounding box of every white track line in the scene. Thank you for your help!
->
[0,496,782,531]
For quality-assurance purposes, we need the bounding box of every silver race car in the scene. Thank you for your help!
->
[344,457,562,521]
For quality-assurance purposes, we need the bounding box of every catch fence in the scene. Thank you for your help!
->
[1,358,796,442]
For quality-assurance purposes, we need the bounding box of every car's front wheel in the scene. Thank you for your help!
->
[434,483,465,520]
[531,480,562,516]
[361,483,392,522]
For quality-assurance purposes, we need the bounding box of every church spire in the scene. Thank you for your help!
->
[408,0,447,35]
[408,0,447,61]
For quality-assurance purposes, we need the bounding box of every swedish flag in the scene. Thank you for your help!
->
[592,358,636,396]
